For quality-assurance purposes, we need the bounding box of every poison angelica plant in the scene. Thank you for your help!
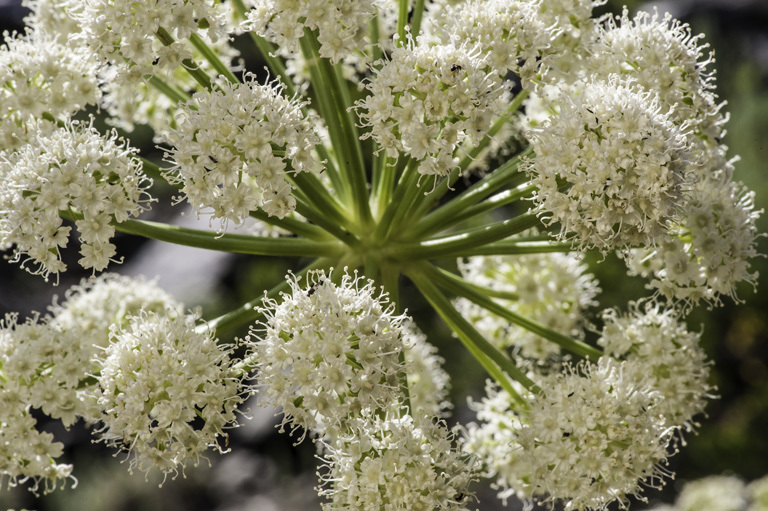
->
[0,0,763,509]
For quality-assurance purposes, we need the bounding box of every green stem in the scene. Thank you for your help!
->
[392,213,540,260]
[396,0,409,45]
[375,158,419,239]
[292,200,358,247]
[148,75,191,105]
[111,217,345,257]
[139,157,165,183]
[408,148,532,239]
[411,0,426,39]
[300,29,371,228]
[207,258,332,335]
[454,240,574,257]
[155,27,213,90]
[408,266,537,398]
[188,32,240,84]
[425,264,603,360]
[248,210,330,241]
[459,184,536,222]
[290,172,354,231]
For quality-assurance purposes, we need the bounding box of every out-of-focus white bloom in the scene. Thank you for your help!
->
[525,77,693,251]
[0,29,100,122]
[518,358,673,510]
[244,0,380,64]
[0,393,74,495]
[462,380,529,505]
[404,322,452,417]
[95,310,245,476]
[357,39,506,176]
[23,0,81,37]
[748,474,768,511]
[455,252,599,362]
[598,302,713,431]
[250,270,409,439]
[625,161,762,309]
[591,8,725,145]
[70,0,227,79]
[317,411,477,511]
[164,75,321,226]
[677,476,747,511]
[0,120,151,279]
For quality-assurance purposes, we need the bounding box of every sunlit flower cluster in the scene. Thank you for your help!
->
[164,75,321,225]
[0,120,151,279]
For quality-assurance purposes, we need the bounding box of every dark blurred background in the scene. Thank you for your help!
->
[1,0,767,509]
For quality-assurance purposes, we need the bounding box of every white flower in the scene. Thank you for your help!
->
[163,74,321,226]
[317,411,478,511]
[0,29,100,122]
[95,310,245,476]
[70,0,228,79]
[518,358,673,510]
[250,270,409,439]
[748,474,768,511]
[356,39,506,176]
[404,322,452,417]
[455,252,599,362]
[677,476,747,511]
[598,302,713,432]
[0,393,75,495]
[244,0,381,64]
[591,8,725,146]
[525,77,693,251]
[462,380,529,505]
[625,156,762,309]
[0,120,152,280]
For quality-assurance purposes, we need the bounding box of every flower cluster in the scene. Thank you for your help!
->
[524,78,693,250]
[71,0,227,80]
[647,474,768,511]
[598,302,712,431]
[164,75,321,225]
[404,323,452,417]
[250,270,409,438]
[357,39,506,176]
[456,252,599,362]
[95,310,246,476]
[0,120,151,279]
[518,358,672,509]
[626,167,762,309]
[317,411,477,511]
[244,0,380,64]
[0,29,100,124]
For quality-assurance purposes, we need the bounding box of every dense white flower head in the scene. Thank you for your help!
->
[518,358,673,510]
[0,120,152,280]
[625,164,763,309]
[404,322,452,417]
[675,476,748,511]
[164,75,321,226]
[455,252,599,362]
[244,0,380,64]
[317,411,477,511]
[430,0,603,83]
[591,8,725,145]
[23,0,81,38]
[357,39,506,176]
[250,270,409,439]
[0,29,100,122]
[95,310,245,476]
[525,77,693,251]
[70,0,227,80]
[462,380,529,505]
[598,302,713,432]
[0,394,74,495]
[0,274,179,429]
